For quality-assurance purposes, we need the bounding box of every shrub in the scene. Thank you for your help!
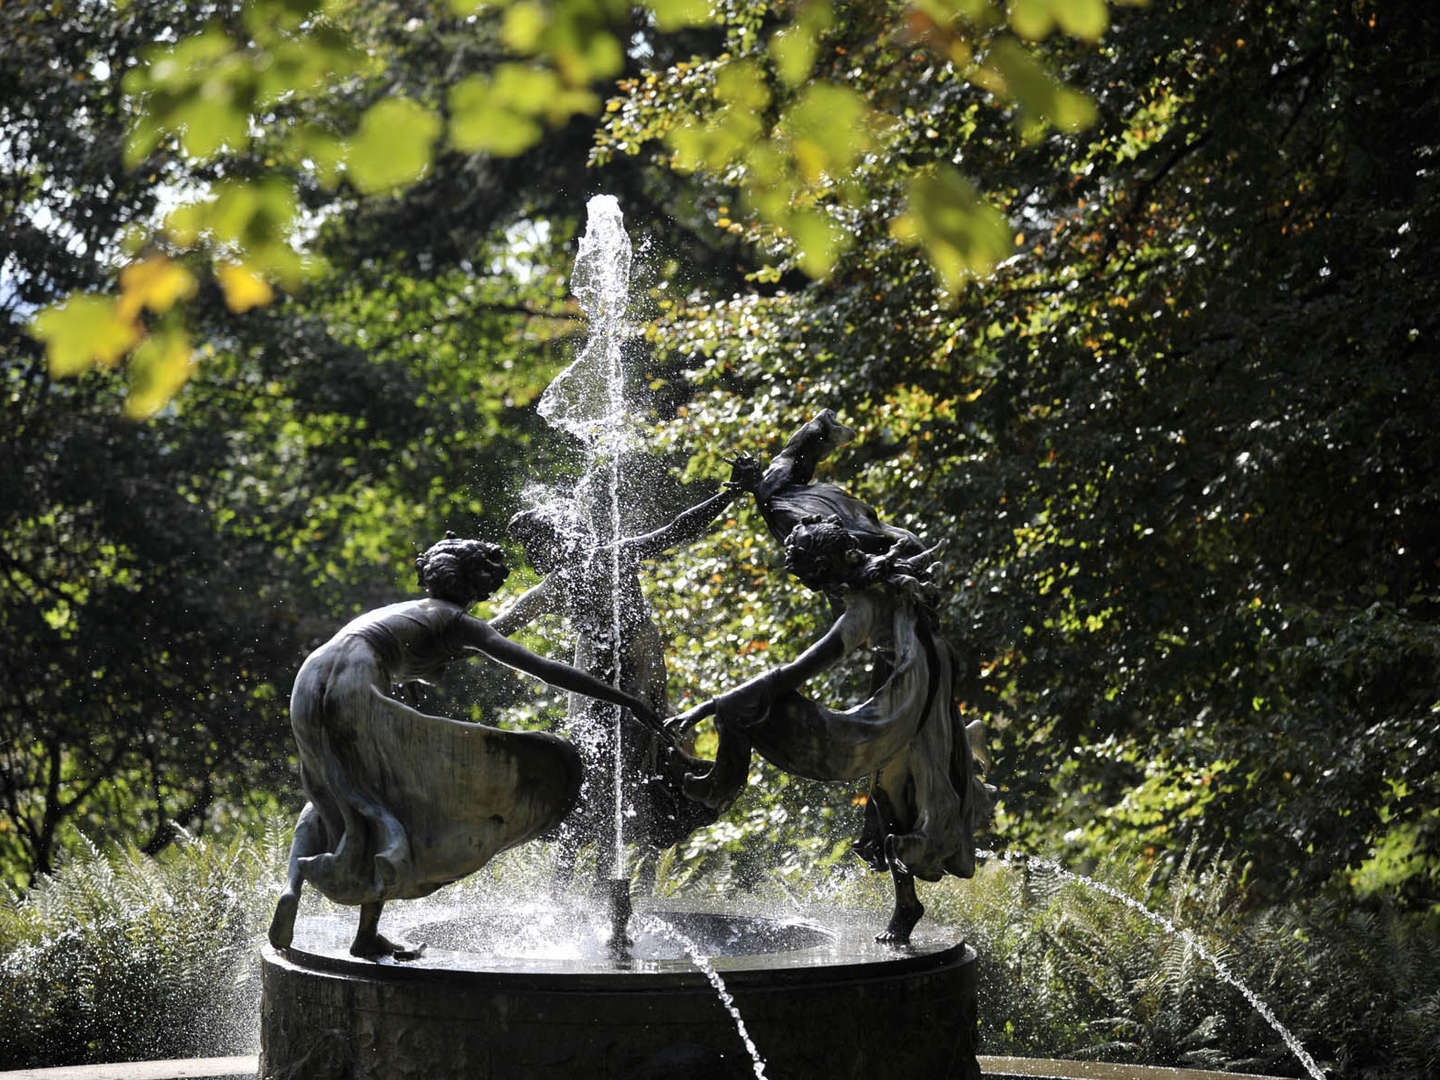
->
[0,825,285,1068]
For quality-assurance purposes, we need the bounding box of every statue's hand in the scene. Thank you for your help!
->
[666,698,715,737]
[723,453,763,494]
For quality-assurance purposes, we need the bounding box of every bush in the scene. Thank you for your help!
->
[920,850,1440,1080]
[0,825,286,1068]
[3,822,1437,1080]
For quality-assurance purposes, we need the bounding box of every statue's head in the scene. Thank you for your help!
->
[506,508,574,575]
[783,516,864,592]
[415,533,507,606]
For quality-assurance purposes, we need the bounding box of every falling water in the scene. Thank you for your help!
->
[979,849,1327,1080]
[639,915,770,1080]
[536,195,635,879]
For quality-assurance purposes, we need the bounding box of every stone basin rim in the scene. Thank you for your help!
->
[277,906,969,990]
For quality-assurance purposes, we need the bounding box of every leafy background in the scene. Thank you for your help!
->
[2,0,1437,1076]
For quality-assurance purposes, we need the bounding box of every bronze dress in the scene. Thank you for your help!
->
[729,588,990,882]
[288,598,581,905]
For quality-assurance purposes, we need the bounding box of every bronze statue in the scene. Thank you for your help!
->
[672,415,992,944]
[727,408,926,560]
[267,535,662,961]
[491,483,739,866]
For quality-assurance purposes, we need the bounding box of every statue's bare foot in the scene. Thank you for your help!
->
[350,932,426,961]
[876,901,923,946]
[268,892,299,950]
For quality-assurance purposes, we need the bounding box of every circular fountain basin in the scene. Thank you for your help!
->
[260,899,979,1079]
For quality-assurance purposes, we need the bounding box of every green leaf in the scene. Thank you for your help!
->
[31,295,140,376]
[769,26,818,86]
[347,98,442,194]
[981,37,1097,134]
[125,325,195,419]
[1010,0,1110,41]
[784,83,871,181]
[1053,0,1110,42]
[891,165,1014,292]
[787,209,842,278]
[502,1,548,52]
[715,61,771,111]
[647,0,714,31]
[1008,0,1057,40]
[452,58,600,153]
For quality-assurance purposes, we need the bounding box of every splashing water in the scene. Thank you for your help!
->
[979,849,1327,1080]
[535,195,635,878]
[639,915,770,1080]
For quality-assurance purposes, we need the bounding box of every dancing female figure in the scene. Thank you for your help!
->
[671,518,991,944]
[493,485,736,864]
[268,535,662,960]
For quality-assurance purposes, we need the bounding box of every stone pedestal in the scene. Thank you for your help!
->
[260,907,979,1080]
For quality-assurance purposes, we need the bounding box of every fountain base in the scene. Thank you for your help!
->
[259,903,979,1079]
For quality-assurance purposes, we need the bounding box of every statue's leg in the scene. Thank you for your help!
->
[870,787,924,945]
[349,900,425,961]
[876,862,924,945]
[681,720,752,812]
[268,802,323,949]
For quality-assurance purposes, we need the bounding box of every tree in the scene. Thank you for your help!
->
[609,0,1440,904]
[0,0,584,882]
[27,0,1115,414]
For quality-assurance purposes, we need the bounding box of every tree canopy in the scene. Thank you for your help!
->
[4,0,1439,928]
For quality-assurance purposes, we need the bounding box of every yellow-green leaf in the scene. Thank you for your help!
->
[31,295,140,376]
[125,326,194,419]
[347,98,442,194]
[647,0,713,31]
[715,61,771,111]
[784,84,871,180]
[501,1,547,52]
[891,165,1013,292]
[217,262,275,313]
[787,209,842,278]
[117,257,196,321]
[981,37,1097,135]
[449,73,545,156]
[769,26,819,87]
[1010,0,1110,41]
[174,94,248,160]
[1054,0,1110,41]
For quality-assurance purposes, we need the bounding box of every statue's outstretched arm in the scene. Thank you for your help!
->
[488,576,560,636]
[459,615,665,735]
[671,609,857,733]
[734,610,853,701]
[626,486,737,560]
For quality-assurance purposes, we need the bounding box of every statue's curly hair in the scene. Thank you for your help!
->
[415,533,507,605]
[785,515,940,603]
[783,517,863,592]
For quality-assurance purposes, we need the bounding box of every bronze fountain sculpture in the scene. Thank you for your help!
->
[672,409,994,945]
[259,196,985,1080]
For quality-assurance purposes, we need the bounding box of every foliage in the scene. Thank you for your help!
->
[4,1,1439,1072]
[926,851,1440,1079]
[0,0,591,883]
[27,0,1124,413]
[4,822,1437,1078]
[0,826,286,1068]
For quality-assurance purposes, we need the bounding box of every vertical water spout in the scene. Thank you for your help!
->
[536,195,634,886]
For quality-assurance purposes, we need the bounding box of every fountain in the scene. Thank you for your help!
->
[258,198,982,1079]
